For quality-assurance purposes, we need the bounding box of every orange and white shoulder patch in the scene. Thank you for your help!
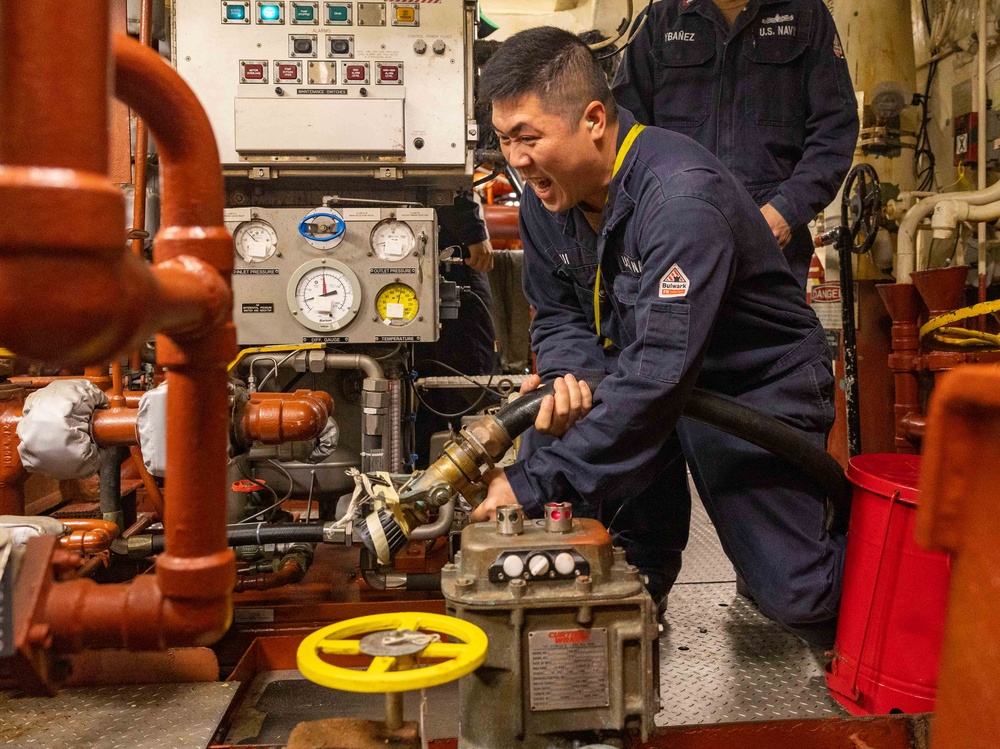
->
[658,264,690,298]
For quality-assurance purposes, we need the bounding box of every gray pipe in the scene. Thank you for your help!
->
[241,351,386,381]
[407,497,455,541]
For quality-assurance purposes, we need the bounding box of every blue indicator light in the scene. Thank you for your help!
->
[226,5,247,20]
[260,3,281,21]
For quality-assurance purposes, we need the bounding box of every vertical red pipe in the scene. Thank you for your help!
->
[42,35,236,653]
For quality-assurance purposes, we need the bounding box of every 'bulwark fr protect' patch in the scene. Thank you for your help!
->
[659,264,690,298]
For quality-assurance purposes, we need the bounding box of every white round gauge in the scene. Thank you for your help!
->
[370,219,415,262]
[233,219,278,263]
[286,259,361,332]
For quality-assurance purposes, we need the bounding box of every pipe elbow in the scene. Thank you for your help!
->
[152,253,233,341]
[932,200,969,239]
[158,594,234,647]
[244,390,332,444]
[59,518,120,554]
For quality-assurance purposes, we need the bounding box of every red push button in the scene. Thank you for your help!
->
[242,63,265,80]
[277,63,300,80]
[378,64,399,82]
[344,64,367,81]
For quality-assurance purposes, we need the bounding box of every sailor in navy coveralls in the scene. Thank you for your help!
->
[474,27,844,646]
[612,0,859,287]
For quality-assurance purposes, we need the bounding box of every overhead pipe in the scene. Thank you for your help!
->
[932,199,1000,237]
[36,21,238,651]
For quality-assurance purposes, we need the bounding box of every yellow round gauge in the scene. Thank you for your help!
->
[376,283,419,326]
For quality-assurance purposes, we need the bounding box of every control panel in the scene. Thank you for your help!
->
[172,0,473,173]
[228,205,440,344]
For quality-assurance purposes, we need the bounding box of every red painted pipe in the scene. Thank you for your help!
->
[59,519,120,555]
[0,390,26,515]
[244,390,334,444]
[484,204,520,242]
[43,32,237,653]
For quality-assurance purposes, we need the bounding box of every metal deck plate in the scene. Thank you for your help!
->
[657,479,845,725]
[674,492,737,585]
[657,584,843,725]
[0,682,239,748]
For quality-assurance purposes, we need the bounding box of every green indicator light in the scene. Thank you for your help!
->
[259,3,281,21]
[328,5,348,21]
[226,5,247,20]
[295,5,314,20]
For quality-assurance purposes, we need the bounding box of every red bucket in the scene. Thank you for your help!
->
[825,453,951,715]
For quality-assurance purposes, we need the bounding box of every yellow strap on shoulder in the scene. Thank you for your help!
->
[594,123,646,348]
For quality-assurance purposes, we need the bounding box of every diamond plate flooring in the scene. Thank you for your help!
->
[0,682,239,748]
[657,479,845,725]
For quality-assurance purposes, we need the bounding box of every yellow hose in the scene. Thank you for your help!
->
[920,299,1000,351]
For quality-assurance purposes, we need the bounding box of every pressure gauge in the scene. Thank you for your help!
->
[286,258,361,332]
[370,219,415,262]
[233,219,278,263]
[376,283,419,326]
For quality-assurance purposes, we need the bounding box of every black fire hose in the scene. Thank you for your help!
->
[492,379,851,534]
[148,522,325,554]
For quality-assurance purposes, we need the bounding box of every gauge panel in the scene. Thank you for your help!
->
[231,206,438,344]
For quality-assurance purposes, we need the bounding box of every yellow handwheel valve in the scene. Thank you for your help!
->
[296,611,488,694]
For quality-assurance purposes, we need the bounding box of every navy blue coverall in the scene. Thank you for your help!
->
[612,0,859,286]
[509,107,844,644]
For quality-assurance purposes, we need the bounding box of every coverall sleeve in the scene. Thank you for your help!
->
[520,208,607,382]
[507,189,737,515]
[439,189,489,247]
[610,6,657,125]
[768,5,859,230]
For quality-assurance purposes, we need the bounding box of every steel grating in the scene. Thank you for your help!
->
[0,682,239,748]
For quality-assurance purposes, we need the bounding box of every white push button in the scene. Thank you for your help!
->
[502,555,524,578]
[527,554,551,577]
[554,552,575,575]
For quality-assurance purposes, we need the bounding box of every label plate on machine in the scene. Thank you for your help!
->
[527,628,610,711]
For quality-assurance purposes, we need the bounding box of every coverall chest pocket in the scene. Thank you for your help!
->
[552,244,599,315]
[552,245,597,288]
[743,21,811,126]
[651,40,716,129]
[612,272,640,306]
